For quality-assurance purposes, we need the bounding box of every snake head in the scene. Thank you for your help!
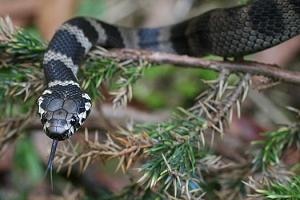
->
[38,85,91,140]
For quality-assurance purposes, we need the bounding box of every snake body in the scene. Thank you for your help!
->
[38,0,300,142]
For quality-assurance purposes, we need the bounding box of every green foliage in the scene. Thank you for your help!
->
[0,30,44,63]
[13,136,44,184]
[134,66,216,109]
[135,109,208,196]
[251,125,300,171]
[81,58,119,98]
[256,176,300,199]
[10,136,44,200]
[0,63,41,115]
[0,28,44,117]
[78,0,106,18]
[82,56,150,106]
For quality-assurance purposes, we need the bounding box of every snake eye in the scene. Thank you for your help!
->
[70,118,76,126]
[41,115,47,124]
[70,116,80,128]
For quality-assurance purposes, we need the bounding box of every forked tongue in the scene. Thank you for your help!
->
[44,139,59,190]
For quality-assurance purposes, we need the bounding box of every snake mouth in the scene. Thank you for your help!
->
[45,126,70,141]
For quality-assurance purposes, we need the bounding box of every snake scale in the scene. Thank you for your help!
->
[38,0,300,170]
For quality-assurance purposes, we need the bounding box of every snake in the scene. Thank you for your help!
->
[37,0,300,171]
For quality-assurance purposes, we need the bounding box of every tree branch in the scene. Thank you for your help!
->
[93,48,300,84]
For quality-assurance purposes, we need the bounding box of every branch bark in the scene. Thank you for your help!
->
[94,48,300,84]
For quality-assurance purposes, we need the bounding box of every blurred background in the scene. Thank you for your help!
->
[1,0,300,199]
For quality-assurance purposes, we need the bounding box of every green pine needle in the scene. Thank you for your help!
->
[256,176,300,199]
[135,108,208,196]
[251,125,300,171]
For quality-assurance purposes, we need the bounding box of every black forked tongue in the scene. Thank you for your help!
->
[45,139,59,190]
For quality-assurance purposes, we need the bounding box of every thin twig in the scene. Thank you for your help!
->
[92,48,300,84]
